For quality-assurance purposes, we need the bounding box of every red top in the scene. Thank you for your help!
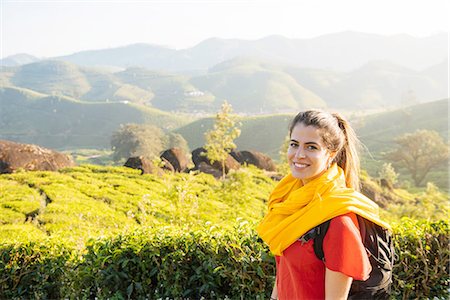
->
[275,212,371,300]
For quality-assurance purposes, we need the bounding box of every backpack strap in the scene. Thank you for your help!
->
[313,219,331,261]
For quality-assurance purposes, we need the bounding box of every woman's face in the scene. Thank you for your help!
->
[287,123,334,184]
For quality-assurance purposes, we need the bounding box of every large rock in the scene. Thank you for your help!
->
[0,140,75,174]
[197,162,223,179]
[124,156,162,175]
[236,150,277,172]
[191,147,240,174]
[160,147,189,172]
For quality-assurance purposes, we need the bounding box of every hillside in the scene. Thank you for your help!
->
[0,165,275,244]
[175,114,293,158]
[176,99,449,188]
[0,165,447,299]
[191,58,326,113]
[116,67,215,111]
[0,86,193,149]
[2,56,446,114]
[177,98,448,157]
[355,98,449,151]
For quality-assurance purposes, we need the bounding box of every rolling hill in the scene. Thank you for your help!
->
[2,56,446,113]
[190,58,326,113]
[176,98,449,159]
[0,86,193,149]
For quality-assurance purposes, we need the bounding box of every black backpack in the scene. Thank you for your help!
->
[302,215,395,299]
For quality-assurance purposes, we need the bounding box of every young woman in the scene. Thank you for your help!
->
[257,110,390,300]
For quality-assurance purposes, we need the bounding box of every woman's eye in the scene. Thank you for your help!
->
[307,145,318,150]
[289,142,298,148]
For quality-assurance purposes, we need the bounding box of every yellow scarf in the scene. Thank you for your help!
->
[256,164,391,256]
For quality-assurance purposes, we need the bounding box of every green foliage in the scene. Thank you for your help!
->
[65,148,115,166]
[380,184,449,222]
[166,132,190,154]
[378,162,398,186]
[0,242,72,299]
[111,123,165,162]
[0,165,275,246]
[0,86,192,150]
[204,101,241,178]
[386,129,449,186]
[0,166,448,298]
[0,219,447,299]
[391,218,449,299]
[110,123,189,162]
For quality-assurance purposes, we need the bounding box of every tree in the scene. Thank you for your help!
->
[111,124,165,162]
[204,101,241,178]
[378,163,398,187]
[111,124,189,162]
[386,129,449,186]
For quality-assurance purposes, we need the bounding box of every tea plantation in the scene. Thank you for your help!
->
[0,165,448,299]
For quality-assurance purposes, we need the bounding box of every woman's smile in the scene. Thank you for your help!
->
[287,124,334,184]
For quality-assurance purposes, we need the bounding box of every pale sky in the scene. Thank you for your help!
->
[1,0,449,58]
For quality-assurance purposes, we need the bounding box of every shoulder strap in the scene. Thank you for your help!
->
[313,220,331,261]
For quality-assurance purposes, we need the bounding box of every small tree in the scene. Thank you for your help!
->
[204,101,241,179]
[111,123,188,162]
[386,129,449,186]
[378,163,399,187]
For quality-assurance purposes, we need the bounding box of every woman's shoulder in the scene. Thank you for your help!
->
[329,212,359,230]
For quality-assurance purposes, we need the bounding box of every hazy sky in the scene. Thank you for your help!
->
[1,0,449,58]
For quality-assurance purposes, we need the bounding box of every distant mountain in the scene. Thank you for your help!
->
[2,57,447,113]
[287,60,446,109]
[11,60,91,99]
[56,43,177,70]
[0,53,40,67]
[0,86,192,149]
[55,32,447,72]
[190,58,326,113]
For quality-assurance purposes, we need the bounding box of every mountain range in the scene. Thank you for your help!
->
[1,56,446,113]
[3,32,445,72]
[0,31,447,155]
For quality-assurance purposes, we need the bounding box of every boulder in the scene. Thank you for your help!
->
[160,147,189,172]
[197,162,222,179]
[0,140,75,174]
[229,150,243,163]
[160,157,175,173]
[237,150,277,172]
[191,147,240,174]
[124,156,162,175]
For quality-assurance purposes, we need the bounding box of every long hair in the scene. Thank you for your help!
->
[289,110,361,190]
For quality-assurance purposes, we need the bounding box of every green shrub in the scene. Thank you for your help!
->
[0,219,447,299]
[391,218,449,299]
[0,242,72,299]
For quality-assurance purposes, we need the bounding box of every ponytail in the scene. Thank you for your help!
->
[289,110,361,190]
[331,113,361,190]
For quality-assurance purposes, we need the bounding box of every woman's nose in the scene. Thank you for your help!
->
[295,148,306,159]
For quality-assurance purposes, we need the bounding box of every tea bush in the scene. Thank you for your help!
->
[391,218,449,299]
[0,165,448,298]
[0,218,448,299]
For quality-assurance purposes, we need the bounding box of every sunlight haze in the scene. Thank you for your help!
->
[1,0,448,58]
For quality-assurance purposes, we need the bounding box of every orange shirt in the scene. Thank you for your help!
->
[275,213,371,300]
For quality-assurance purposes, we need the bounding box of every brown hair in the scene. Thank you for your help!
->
[288,110,361,189]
